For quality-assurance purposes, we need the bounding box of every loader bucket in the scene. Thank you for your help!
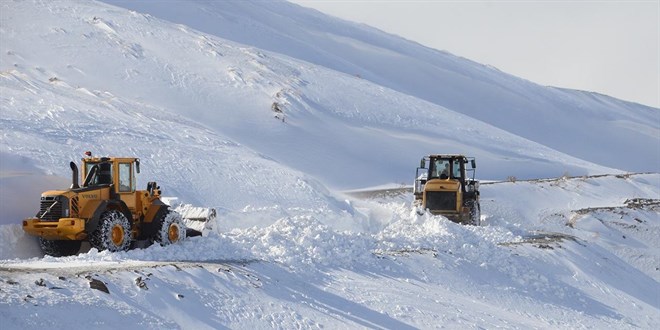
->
[173,204,217,237]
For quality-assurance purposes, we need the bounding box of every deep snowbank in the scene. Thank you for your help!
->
[2,174,657,271]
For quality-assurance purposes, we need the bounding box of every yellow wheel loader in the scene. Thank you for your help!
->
[22,152,186,256]
[413,154,481,225]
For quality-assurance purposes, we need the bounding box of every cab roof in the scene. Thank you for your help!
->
[82,157,139,163]
[427,154,468,159]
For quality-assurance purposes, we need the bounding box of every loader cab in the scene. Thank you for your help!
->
[81,156,140,193]
[428,157,466,180]
[430,156,476,183]
[81,155,142,214]
[415,155,475,194]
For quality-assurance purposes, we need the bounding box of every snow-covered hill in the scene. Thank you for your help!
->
[101,0,660,174]
[2,0,652,209]
[1,0,659,328]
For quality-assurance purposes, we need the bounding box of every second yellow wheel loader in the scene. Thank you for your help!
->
[413,154,481,225]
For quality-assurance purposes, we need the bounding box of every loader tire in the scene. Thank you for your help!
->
[38,238,82,257]
[468,200,481,226]
[153,211,186,246]
[90,210,132,252]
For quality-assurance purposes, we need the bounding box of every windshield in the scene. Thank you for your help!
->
[430,159,451,178]
[84,162,98,186]
[84,162,113,186]
[429,157,464,179]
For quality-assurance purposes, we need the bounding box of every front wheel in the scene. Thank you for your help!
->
[90,210,132,252]
[153,211,186,246]
[467,200,481,226]
[39,238,82,257]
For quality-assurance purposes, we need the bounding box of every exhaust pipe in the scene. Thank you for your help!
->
[70,161,80,189]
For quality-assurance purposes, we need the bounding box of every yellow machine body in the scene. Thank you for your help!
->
[23,156,165,241]
[413,154,480,225]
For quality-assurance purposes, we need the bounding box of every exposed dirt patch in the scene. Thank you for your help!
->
[499,231,581,250]
[568,198,660,228]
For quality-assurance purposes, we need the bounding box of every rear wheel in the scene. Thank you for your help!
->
[38,238,81,257]
[90,210,132,252]
[153,211,186,245]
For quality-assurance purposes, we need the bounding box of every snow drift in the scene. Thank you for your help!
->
[1,174,658,328]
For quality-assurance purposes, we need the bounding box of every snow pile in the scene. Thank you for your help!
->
[164,200,217,233]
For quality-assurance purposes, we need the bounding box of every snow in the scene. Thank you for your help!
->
[100,0,660,175]
[1,0,659,329]
[1,173,659,328]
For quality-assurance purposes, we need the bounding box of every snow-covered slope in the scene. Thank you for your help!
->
[101,0,660,174]
[0,0,634,206]
[1,174,658,328]
[1,1,659,328]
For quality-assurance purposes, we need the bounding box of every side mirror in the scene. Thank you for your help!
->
[420,158,425,169]
[135,159,140,174]
[471,159,476,169]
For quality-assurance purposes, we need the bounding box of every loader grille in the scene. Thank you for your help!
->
[425,191,457,212]
[38,196,67,222]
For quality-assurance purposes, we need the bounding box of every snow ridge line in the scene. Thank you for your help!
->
[346,172,656,199]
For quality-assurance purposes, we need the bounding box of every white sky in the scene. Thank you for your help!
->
[289,0,660,108]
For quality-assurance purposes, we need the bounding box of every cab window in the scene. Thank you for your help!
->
[431,159,451,178]
[84,162,111,186]
[452,159,462,178]
[119,163,132,192]
[85,162,97,185]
